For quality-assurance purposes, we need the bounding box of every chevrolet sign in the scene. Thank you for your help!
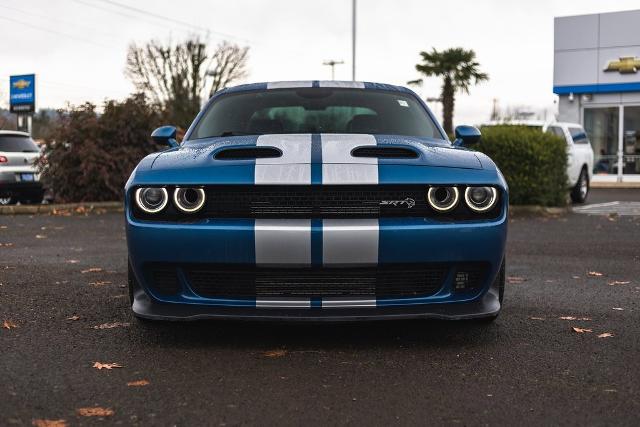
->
[9,74,35,113]
[604,56,640,74]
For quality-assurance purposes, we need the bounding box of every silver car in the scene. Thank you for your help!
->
[0,131,44,205]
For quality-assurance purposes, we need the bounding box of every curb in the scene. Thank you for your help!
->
[509,205,569,216]
[0,201,123,215]
[591,182,640,189]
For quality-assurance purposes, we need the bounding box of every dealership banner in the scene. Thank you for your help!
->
[9,74,36,113]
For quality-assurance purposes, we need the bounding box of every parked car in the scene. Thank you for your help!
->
[0,131,44,205]
[482,121,594,203]
[126,81,508,322]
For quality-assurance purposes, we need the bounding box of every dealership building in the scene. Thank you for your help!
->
[554,9,640,182]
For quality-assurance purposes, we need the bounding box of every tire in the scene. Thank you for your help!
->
[477,259,505,323]
[571,168,589,204]
[0,197,16,205]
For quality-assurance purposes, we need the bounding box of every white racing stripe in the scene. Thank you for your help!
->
[322,298,376,308]
[255,134,312,185]
[322,219,379,266]
[321,134,378,184]
[256,298,311,308]
[319,81,365,89]
[255,219,311,265]
[266,81,313,89]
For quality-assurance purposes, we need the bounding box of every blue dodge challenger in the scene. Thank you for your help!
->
[125,81,508,321]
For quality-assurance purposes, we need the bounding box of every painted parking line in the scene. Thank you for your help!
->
[573,201,640,216]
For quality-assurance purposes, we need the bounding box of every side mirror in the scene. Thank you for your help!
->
[151,126,179,148]
[453,125,481,147]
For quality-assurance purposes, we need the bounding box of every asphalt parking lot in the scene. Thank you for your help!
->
[1,189,639,426]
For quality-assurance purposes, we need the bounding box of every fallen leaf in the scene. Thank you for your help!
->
[81,267,103,274]
[127,379,150,387]
[93,322,130,330]
[32,419,68,427]
[572,327,592,334]
[529,316,545,320]
[572,275,581,279]
[89,281,112,287]
[264,349,287,358]
[598,332,614,338]
[0,225,7,229]
[587,271,603,277]
[66,315,80,321]
[507,276,526,284]
[3,319,17,329]
[65,259,80,264]
[612,307,624,311]
[608,280,630,286]
[76,407,114,417]
[35,234,47,239]
[92,362,123,370]
[560,316,591,321]
[0,242,14,247]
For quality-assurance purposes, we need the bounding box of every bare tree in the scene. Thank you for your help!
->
[207,41,249,97]
[125,37,249,128]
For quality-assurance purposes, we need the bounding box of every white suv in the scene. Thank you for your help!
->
[482,121,594,203]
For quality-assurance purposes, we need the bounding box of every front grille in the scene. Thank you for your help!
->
[184,264,448,299]
[131,185,501,221]
[150,268,180,295]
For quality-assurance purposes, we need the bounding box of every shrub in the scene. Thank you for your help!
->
[39,94,164,202]
[475,125,568,206]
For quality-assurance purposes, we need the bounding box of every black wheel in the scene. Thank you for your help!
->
[571,168,589,204]
[477,259,505,323]
[0,197,16,205]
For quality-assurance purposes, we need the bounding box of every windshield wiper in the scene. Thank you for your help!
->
[217,131,257,137]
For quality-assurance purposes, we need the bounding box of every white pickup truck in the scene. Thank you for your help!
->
[482,121,594,203]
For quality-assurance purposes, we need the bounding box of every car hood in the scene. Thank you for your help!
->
[150,134,483,170]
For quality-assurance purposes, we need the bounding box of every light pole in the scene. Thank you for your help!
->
[352,0,356,81]
[323,60,344,80]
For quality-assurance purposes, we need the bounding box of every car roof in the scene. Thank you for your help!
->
[0,130,31,137]
[219,80,413,96]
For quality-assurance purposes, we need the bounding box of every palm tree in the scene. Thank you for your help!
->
[409,48,488,135]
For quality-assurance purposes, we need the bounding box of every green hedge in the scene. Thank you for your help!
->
[475,125,568,206]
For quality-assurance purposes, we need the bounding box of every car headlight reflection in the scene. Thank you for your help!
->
[135,187,168,213]
[173,187,206,213]
[427,186,460,212]
[464,186,498,212]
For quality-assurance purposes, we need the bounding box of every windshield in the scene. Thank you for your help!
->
[0,135,39,152]
[189,88,442,140]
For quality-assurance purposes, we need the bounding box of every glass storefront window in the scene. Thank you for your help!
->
[623,106,640,175]
[584,107,619,175]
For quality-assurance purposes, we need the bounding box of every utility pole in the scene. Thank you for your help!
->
[352,0,356,81]
[323,60,344,80]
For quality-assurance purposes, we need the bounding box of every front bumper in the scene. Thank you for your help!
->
[126,206,508,321]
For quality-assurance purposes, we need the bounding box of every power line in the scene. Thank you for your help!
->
[93,0,251,44]
[0,15,109,47]
[0,3,120,42]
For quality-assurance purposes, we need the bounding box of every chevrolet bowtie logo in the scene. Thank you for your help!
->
[604,56,640,74]
[12,79,31,89]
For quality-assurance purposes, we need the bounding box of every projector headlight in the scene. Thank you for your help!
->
[173,187,206,213]
[464,186,498,212]
[135,187,168,213]
[427,186,460,212]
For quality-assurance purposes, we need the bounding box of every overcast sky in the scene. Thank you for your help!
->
[1,0,639,125]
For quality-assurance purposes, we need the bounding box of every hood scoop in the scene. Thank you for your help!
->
[215,146,282,160]
[351,146,419,159]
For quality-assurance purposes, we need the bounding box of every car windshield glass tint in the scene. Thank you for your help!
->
[190,88,441,140]
[0,136,39,152]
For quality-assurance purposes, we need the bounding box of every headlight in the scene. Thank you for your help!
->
[135,187,168,213]
[427,186,459,212]
[173,187,206,213]
[464,186,498,212]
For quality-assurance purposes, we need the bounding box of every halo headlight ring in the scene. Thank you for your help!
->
[173,187,206,213]
[135,187,168,214]
[427,186,460,212]
[464,186,498,212]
